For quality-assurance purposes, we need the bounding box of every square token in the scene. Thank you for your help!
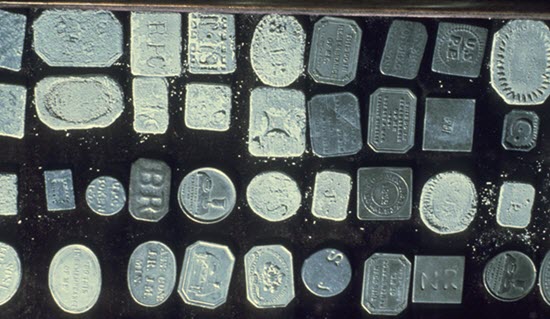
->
[496,182,535,228]
[357,167,412,221]
[0,173,17,216]
[185,83,232,132]
[422,98,475,152]
[311,170,352,221]
[412,255,465,304]
[44,169,76,212]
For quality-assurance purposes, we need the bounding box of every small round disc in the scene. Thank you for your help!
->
[85,176,126,216]
[301,248,351,297]
[483,250,536,302]
[0,242,22,306]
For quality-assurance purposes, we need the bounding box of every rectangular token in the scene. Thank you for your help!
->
[412,255,465,304]
[0,173,17,216]
[311,170,352,221]
[44,169,76,212]
[497,182,535,228]
[0,10,26,71]
[0,84,26,139]
[128,158,171,222]
[132,77,169,134]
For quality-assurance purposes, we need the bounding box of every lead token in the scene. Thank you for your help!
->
[127,241,176,307]
[133,77,169,134]
[539,251,550,305]
[0,173,17,216]
[129,158,171,222]
[420,171,477,234]
[178,167,236,224]
[0,242,22,306]
[501,110,539,152]
[311,170,352,221]
[0,84,26,139]
[301,248,351,298]
[49,244,102,314]
[0,10,26,72]
[44,169,75,212]
[496,182,535,229]
[484,251,536,302]
[412,255,465,304]
[86,176,126,216]
[185,83,232,132]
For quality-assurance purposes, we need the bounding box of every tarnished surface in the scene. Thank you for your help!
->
[539,251,550,306]
[496,182,535,229]
[412,255,465,304]
[301,248,351,297]
[501,110,539,152]
[185,83,232,132]
[44,169,75,212]
[311,170,352,221]
[85,176,126,216]
[484,251,536,302]
[128,158,171,222]
[0,10,26,72]
[0,174,17,216]
[133,77,169,134]
[0,84,26,139]
[380,20,427,79]
[0,242,21,306]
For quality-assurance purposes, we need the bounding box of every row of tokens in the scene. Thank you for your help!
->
[1,241,549,315]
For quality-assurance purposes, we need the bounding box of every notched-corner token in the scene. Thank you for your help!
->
[0,173,17,216]
[539,251,550,305]
[301,248,352,298]
[497,182,535,229]
[44,169,75,212]
[129,158,171,222]
[178,241,235,309]
[484,251,536,302]
[35,75,124,130]
[0,10,26,72]
[245,245,294,308]
[491,20,550,105]
[86,176,126,216]
[412,255,465,304]
[308,17,362,86]
[501,110,539,152]
[33,10,123,67]
[248,87,306,157]
[368,87,416,153]
[0,84,26,139]
[380,20,427,80]
[0,242,21,306]
[311,170,352,221]
[185,83,232,132]
[133,77,169,134]
[188,13,236,74]
[362,253,411,315]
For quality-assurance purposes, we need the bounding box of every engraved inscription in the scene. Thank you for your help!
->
[484,251,536,302]
[129,158,171,222]
[302,248,351,298]
[0,242,21,306]
[133,77,169,134]
[0,84,26,139]
[380,20,427,79]
[86,176,126,216]
[496,182,535,228]
[311,170,352,221]
[501,110,539,152]
[185,83,232,132]
[44,169,75,212]
[412,256,465,304]
[539,251,550,305]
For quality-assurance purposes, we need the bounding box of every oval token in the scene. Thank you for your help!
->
[484,251,536,302]
[49,244,101,314]
[301,248,351,297]
[0,242,22,306]
[127,241,176,307]
[86,176,126,216]
[539,251,550,305]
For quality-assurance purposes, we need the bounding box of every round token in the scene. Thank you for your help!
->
[128,241,176,307]
[246,171,301,222]
[86,176,126,216]
[49,244,102,314]
[178,167,236,224]
[419,171,477,234]
[0,242,22,306]
[484,251,536,302]
[539,251,550,305]
[301,248,351,297]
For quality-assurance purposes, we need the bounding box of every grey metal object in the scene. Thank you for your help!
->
[539,251,550,305]
[130,12,182,77]
[311,170,352,221]
[132,77,169,134]
[0,242,21,306]
[245,245,295,308]
[308,92,362,157]
[0,84,26,139]
[178,241,235,309]
[85,176,126,216]
[0,173,17,216]
[422,97,476,152]
[496,182,535,229]
[128,158,171,222]
[431,22,487,78]
[35,75,124,130]
[185,83,232,132]
[412,255,465,304]
[501,110,539,152]
[178,167,236,224]
[301,248,351,298]
[361,253,411,316]
[33,10,123,67]
[49,244,102,314]
[368,87,417,153]
[44,169,75,212]
[0,10,26,72]
[420,171,477,234]
[357,167,412,221]
[491,20,550,105]
[251,14,305,87]
[380,20,427,80]
[127,241,176,307]
[188,13,236,74]
[248,87,306,157]
[308,17,362,86]
[484,251,536,302]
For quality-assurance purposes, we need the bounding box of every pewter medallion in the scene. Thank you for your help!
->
[496,182,535,229]
[501,110,539,152]
[311,170,352,221]
[539,251,550,305]
[484,251,536,302]
[412,255,465,304]
[44,169,75,212]
[0,242,21,306]
[129,158,171,222]
[86,176,126,216]
[301,248,351,297]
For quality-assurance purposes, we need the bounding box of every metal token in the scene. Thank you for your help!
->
[130,12,182,77]
[380,20,427,80]
[127,241,176,307]
[311,170,352,221]
[308,17,362,86]
[248,87,306,157]
[501,110,539,152]
[431,22,488,78]
[422,97,476,152]
[368,87,417,153]
[251,14,305,87]
[361,253,411,315]
[244,245,295,308]
[539,251,550,305]
[133,77,169,134]
[308,92,362,157]
[35,75,124,130]
[85,176,126,216]
[420,171,477,234]
[185,83,232,132]
[178,241,235,309]
[0,242,22,306]
[33,10,123,67]
[491,20,550,105]
[0,84,26,139]
[357,167,412,221]
[49,244,102,314]
[0,173,17,216]
[177,167,236,224]
[44,169,75,212]
[0,10,26,72]
[484,251,536,302]
[188,13,236,74]
[246,171,301,222]
[496,182,535,229]
[301,248,351,298]
[412,255,465,304]
[129,158,171,222]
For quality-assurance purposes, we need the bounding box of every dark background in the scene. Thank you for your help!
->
[0,7,549,319]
